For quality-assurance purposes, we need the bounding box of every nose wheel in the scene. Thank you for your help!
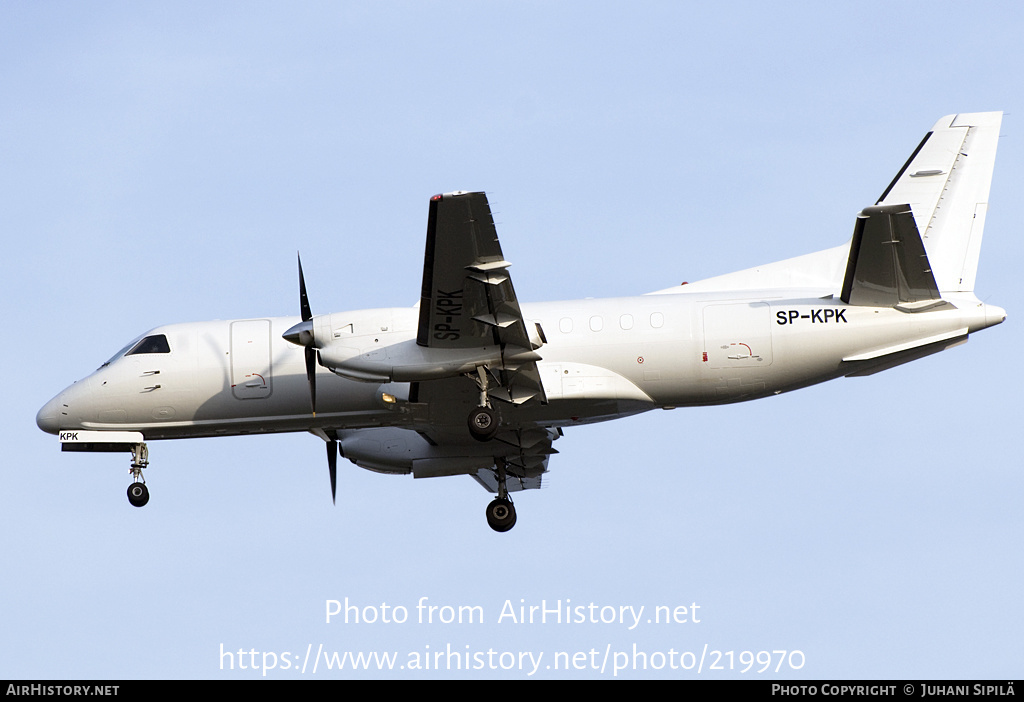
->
[127,482,149,507]
[126,442,150,508]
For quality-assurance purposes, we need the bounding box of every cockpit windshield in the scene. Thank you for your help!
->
[127,334,171,355]
[100,334,171,368]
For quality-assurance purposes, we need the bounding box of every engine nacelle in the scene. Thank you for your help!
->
[285,305,543,382]
[338,427,495,477]
[319,338,541,382]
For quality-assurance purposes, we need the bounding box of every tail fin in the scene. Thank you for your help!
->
[876,111,1002,293]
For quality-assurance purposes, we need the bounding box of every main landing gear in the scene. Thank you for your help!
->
[486,497,516,532]
[468,366,499,442]
[466,369,517,531]
[468,406,498,441]
[126,442,150,508]
[485,461,517,532]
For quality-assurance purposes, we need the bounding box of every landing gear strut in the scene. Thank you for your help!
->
[485,461,517,532]
[468,366,499,442]
[127,442,150,508]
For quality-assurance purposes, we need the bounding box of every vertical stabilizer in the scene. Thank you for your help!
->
[877,111,1001,293]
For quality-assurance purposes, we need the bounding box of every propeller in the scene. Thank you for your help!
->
[284,255,340,505]
[284,254,319,415]
[299,254,318,415]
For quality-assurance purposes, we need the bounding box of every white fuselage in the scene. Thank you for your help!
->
[33,113,1009,529]
[37,288,1005,442]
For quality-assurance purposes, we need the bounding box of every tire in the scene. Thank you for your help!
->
[467,406,498,442]
[127,482,150,508]
[486,498,517,532]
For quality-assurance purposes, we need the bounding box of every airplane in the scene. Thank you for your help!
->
[37,111,1007,532]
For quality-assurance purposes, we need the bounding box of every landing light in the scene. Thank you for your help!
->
[381,393,397,404]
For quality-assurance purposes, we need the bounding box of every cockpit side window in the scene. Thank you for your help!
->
[126,334,171,356]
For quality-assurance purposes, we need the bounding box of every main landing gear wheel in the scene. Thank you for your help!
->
[127,482,149,508]
[486,497,517,532]
[468,406,498,442]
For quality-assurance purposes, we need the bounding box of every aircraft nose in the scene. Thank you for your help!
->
[36,393,63,435]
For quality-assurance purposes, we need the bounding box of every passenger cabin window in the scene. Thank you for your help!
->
[650,312,664,329]
[559,318,573,334]
[126,334,171,356]
[619,314,634,330]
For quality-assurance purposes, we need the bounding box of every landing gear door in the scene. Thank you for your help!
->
[230,319,273,400]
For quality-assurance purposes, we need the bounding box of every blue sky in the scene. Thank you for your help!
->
[3,1,1022,679]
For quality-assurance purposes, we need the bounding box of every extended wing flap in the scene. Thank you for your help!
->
[472,471,544,493]
[469,428,560,493]
[409,375,557,492]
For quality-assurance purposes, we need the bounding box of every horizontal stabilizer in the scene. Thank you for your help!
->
[843,327,968,362]
[843,331,969,377]
[840,204,944,308]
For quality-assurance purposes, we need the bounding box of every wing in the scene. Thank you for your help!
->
[336,378,559,493]
[416,191,547,405]
[335,193,558,495]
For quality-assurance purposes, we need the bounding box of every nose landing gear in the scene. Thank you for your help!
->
[127,482,149,507]
[127,442,149,508]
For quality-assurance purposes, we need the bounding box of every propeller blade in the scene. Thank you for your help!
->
[298,254,312,322]
[327,439,338,504]
[296,253,317,415]
[305,347,317,415]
